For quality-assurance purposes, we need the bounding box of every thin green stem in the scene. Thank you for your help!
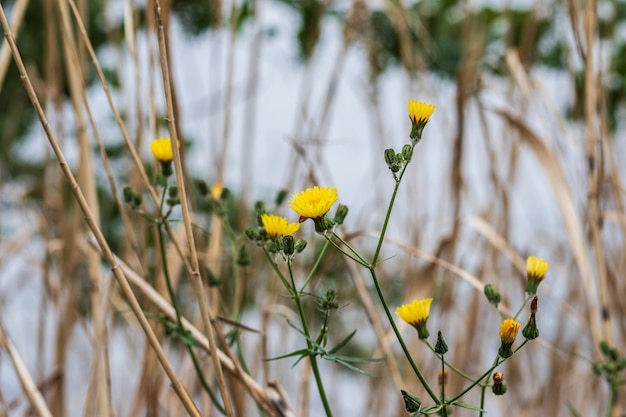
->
[287,262,334,417]
[478,385,487,417]
[330,233,369,266]
[157,224,226,414]
[368,268,440,404]
[450,357,501,403]
[324,236,368,267]
[300,240,331,291]
[514,294,533,320]
[440,353,447,417]
[371,146,413,265]
[424,342,474,382]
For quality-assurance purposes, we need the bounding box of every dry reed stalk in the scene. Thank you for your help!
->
[55,1,114,414]
[582,0,614,348]
[0,6,202,415]
[238,0,263,201]
[0,322,53,417]
[153,2,234,415]
[0,0,28,88]
[98,241,286,416]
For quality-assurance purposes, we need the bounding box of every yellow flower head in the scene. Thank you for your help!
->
[261,214,300,238]
[525,256,549,294]
[211,182,224,200]
[396,298,433,339]
[150,137,179,163]
[407,100,435,141]
[289,186,338,221]
[527,256,549,280]
[499,319,521,344]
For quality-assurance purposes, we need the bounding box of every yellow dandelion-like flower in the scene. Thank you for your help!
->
[289,186,338,221]
[261,214,300,238]
[396,298,433,340]
[525,256,549,294]
[407,100,435,141]
[211,182,224,200]
[499,319,521,344]
[150,137,179,163]
[498,319,521,358]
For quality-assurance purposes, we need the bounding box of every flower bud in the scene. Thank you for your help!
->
[123,186,135,203]
[236,245,251,266]
[294,239,307,253]
[334,204,349,225]
[283,235,295,255]
[401,144,413,162]
[492,372,507,395]
[484,283,501,307]
[197,179,209,196]
[401,390,421,413]
[384,148,396,167]
[435,331,448,354]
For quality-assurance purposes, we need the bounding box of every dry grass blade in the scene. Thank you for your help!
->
[0,0,28,89]
[0,323,53,417]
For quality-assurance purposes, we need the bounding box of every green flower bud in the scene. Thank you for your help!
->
[484,284,501,307]
[123,186,135,203]
[197,179,209,196]
[522,314,539,340]
[320,289,339,311]
[334,204,349,225]
[283,235,295,255]
[384,148,396,167]
[491,372,507,395]
[236,245,251,266]
[132,195,143,208]
[401,144,413,162]
[313,215,336,234]
[168,186,178,198]
[294,239,307,253]
[435,331,449,354]
[401,390,421,413]
[245,227,259,241]
[275,189,288,206]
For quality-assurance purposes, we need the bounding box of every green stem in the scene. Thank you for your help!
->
[450,358,501,403]
[157,224,226,414]
[440,353,447,417]
[287,262,334,417]
[424,342,474,382]
[513,294,533,320]
[478,384,487,417]
[368,268,440,404]
[300,240,331,291]
[330,233,369,266]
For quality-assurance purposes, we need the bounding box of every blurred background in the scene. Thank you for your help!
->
[0,0,625,415]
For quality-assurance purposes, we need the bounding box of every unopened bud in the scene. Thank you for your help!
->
[484,284,501,307]
[401,390,421,413]
[334,204,349,225]
[492,372,507,395]
[435,331,448,354]
[294,239,307,253]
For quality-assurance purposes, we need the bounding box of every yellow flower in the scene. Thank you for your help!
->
[150,137,179,163]
[261,214,300,237]
[499,319,520,344]
[525,256,549,294]
[407,100,435,141]
[396,298,433,339]
[498,319,521,358]
[211,182,224,200]
[289,186,338,220]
